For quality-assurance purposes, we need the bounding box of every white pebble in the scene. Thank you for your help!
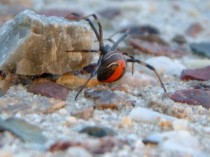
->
[67,146,93,157]
[172,119,189,130]
[129,107,176,122]
[182,58,210,69]
[66,116,78,124]
[146,56,186,76]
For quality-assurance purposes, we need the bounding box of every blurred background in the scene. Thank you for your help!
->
[1,0,210,42]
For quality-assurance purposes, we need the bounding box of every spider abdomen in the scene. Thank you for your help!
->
[97,52,127,82]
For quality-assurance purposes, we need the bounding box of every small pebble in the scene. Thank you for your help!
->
[172,34,187,44]
[58,108,68,115]
[129,107,176,122]
[120,116,132,128]
[44,101,66,114]
[66,116,78,124]
[67,147,93,157]
[27,81,70,100]
[79,126,117,138]
[190,42,210,58]
[172,119,189,131]
[0,117,46,144]
[159,120,173,129]
[185,22,203,37]
[170,89,210,109]
[71,107,94,120]
[84,89,124,110]
[181,65,210,81]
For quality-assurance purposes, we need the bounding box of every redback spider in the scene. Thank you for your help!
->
[66,13,167,100]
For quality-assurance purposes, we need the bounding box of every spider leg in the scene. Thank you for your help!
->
[123,52,135,74]
[66,49,99,53]
[104,38,116,44]
[66,13,100,42]
[105,29,125,41]
[127,58,167,92]
[77,14,104,49]
[66,13,104,50]
[111,31,130,50]
[75,55,103,100]
[103,29,130,50]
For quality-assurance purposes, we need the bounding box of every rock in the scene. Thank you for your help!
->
[27,81,70,100]
[71,107,94,120]
[0,117,46,144]
[146,56,186,76]
[185,22,203,37]
[79,126,117,138]
[84,89,124,110]
[170,89,210,109]
[129,38,186,58]
[180,66,210,81]
[129,107,176,122]
[190,42,210,58]
[56,73,99,90]
[0,10,93,75]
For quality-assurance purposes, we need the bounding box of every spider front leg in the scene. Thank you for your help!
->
[75,55,103,100]
[127,58,167,92]
[66,48,100,100]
